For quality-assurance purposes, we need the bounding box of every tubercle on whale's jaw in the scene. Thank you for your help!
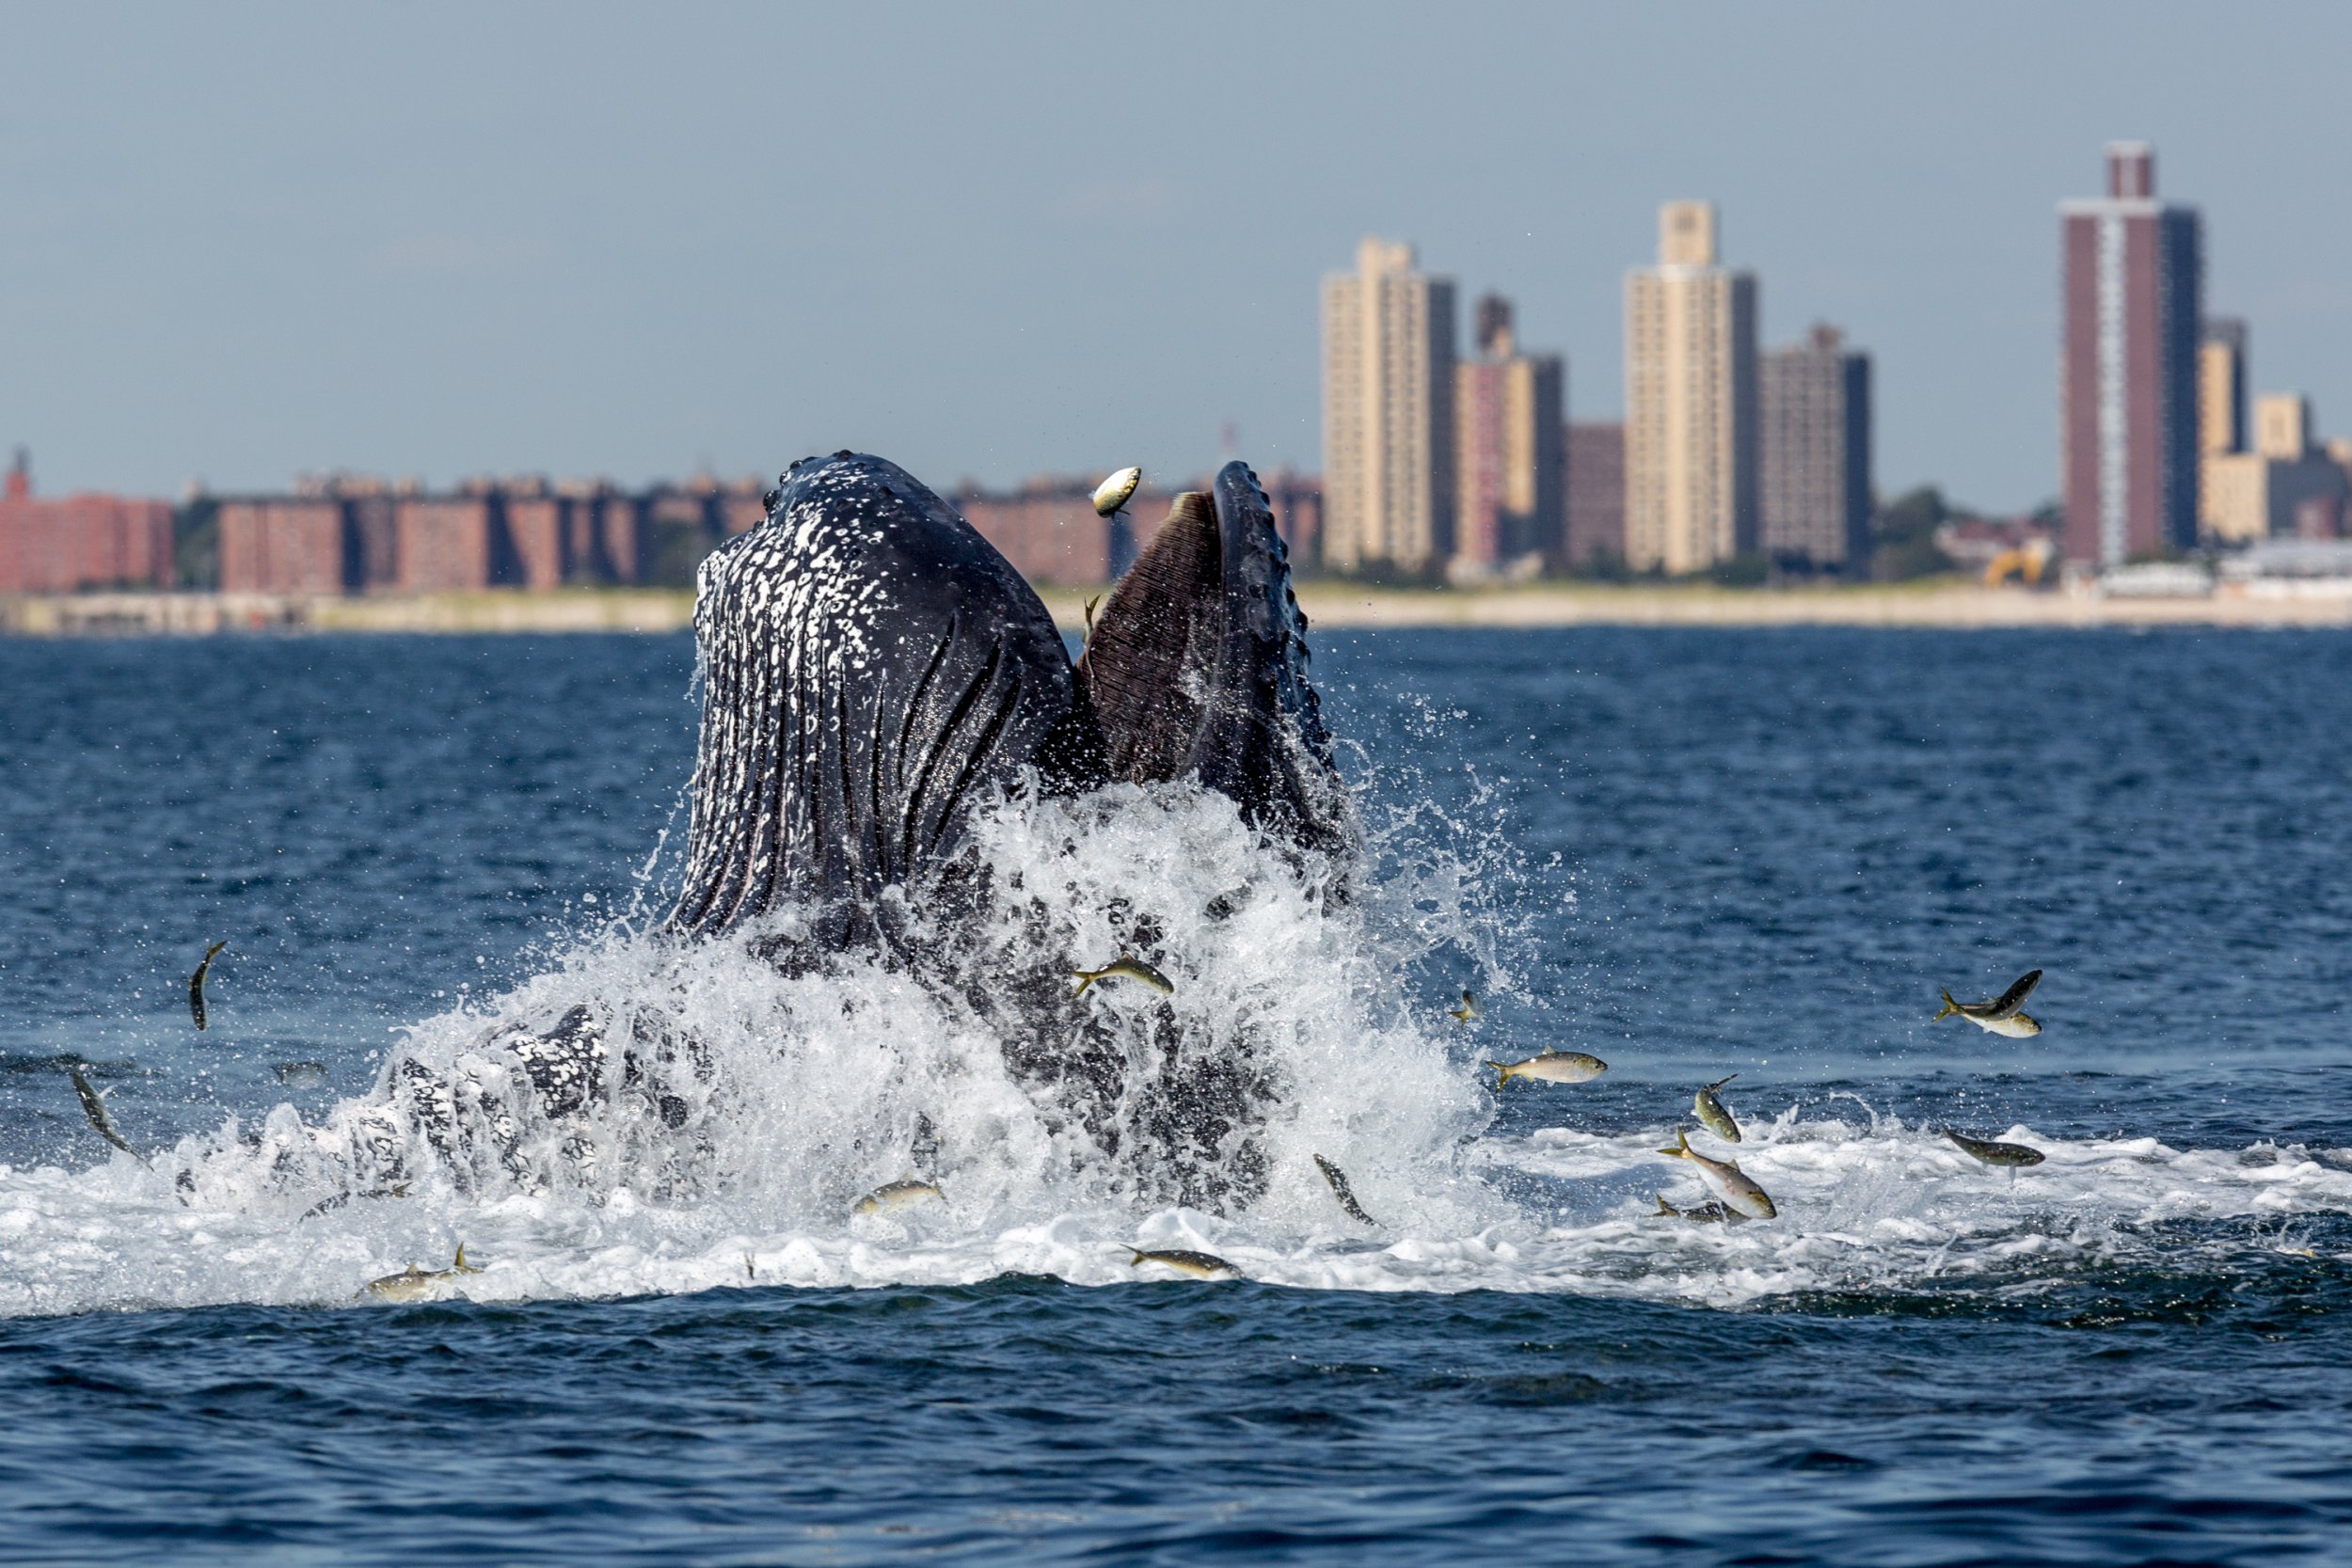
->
[1201,459,1350,857]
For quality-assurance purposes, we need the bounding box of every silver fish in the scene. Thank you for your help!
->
[1126,1247,1240,1280]
[68,1067,151,1169]
[300,1181,410,1221]
[1653,1193,1737,1224]
[1658,1128,1776,1219]
[274,1060,328,1086]
[852,1179,944,1216]
[1313,1153,1376,1227]
[1944,1130,2046,1168]
[1932,969,2042,1037]
[360,1243,481,1303]
[188,940,227,1031]
[1693,1075,1741,1143]
[1091,466,1142,518]
[1073,955,1173,996]
[1491,1051,1607,1087]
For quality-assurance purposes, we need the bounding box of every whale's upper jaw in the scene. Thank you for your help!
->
[667,451,1102,942]
[1077,462,1348,855]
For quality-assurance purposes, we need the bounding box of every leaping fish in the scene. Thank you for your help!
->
[1126,1247,1240,1281]
[1490,1051,1607,1087]
[1449,990,1480,1025]
[852,1180,944,1216]
[1932,969,2042,1037]
[1091,466,1142,518]
[1693,1075,1742,1144]
[1658,1129,1776,1219]
[1944,1130,2046,1168]
[1313,1153,1377,1227]
[188,941,228,1031]
[1653,1193,1738,1224]
[360,1243,481,1303]
[1073,955,1173,997]
[68,1067,151,1170]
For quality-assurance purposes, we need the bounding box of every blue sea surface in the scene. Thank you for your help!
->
[4,626,2350,1565]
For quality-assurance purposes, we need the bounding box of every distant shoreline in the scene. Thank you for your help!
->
[8,581,2352,637]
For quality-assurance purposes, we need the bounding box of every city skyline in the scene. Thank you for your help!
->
[4,5,2351,511]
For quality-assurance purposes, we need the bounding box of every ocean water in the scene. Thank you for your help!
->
[3,626,2349,1565]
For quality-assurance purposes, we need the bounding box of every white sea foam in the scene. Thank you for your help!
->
[4,782,2349,1319]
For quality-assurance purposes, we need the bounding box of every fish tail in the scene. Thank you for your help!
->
[454,1243,468,1271]
[1657,1128,1692,1159]
[1072,971,1098,996]
[1488,1061,1512,1087]
[1932,990,1960,1022]
[1708,1074,1737,1091]
[1653,1195,1676,1216]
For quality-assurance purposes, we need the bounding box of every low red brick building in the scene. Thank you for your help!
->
[0,451,174,593]
[218,497,346,594]
[953,470,1323,586]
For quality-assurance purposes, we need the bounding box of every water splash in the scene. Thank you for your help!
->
[5,776,2350,1320]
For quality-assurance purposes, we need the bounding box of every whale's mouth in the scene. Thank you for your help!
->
[1078,462,1343,854]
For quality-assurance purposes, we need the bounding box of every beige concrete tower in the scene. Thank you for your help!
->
[1624,201,1759,573]
[2196,318,2248,536]
[1321,237,1457,572]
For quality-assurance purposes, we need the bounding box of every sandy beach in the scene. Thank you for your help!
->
[8,580,2352,636]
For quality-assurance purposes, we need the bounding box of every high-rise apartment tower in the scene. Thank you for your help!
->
[1624,201,1758,573]
[1564,422,1627,566]
[1454,293,1565,573]
[1321,237,1456,572]
[2200,317,2248,457]
[1760,324,1873,571]
[2059,142,2203,565]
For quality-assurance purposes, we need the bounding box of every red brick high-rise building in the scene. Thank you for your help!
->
[1453,295,1565,575]
[2060,142,2203,566]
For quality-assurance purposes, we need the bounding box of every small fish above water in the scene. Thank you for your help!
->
[1658,1129,1776,1219]
[852,1179,944,1216]
[1490,1051,1608,1087]
[1932,969,2042,1037]
[188,940,228,1031]
[1450,990,1480,1025]
[68,1066,151,1170]
[300,1181,410,1221]
[274,1060,328,1086]
[1313,1153,1376,1227]
[1091,466,1142,518]
[1944,1130,2047,1168]
[1653,1193,1738,1224]
[1693,1075,1741,1144]
[1126,1247,1240,1281]
[360,1243,481,1303]
[1073,955,1173,997]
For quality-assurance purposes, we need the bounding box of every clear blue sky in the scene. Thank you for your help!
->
[3,2,2344,511]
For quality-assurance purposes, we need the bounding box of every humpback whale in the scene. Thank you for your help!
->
[363,452,1347,1210]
